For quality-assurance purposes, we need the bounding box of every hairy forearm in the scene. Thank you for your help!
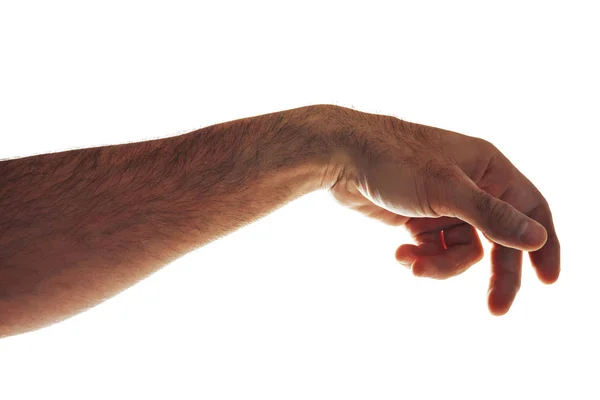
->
[0,104,337,337]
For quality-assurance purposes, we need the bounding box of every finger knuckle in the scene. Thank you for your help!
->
[474,190,517,233]
[473,190,494,215]
[489,200,516,230]
[510,272,522,292]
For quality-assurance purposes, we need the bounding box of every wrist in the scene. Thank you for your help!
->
[267,104,345,194]
[305,104,367,191]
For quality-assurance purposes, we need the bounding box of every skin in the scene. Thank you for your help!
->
[0,104,560,338]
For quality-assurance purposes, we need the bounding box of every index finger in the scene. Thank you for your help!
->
[485,155,561,285]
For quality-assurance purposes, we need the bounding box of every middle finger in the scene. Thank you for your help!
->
[488,244,523,316]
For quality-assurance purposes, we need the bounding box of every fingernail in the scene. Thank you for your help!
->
[398,258,413,268]
[518,220,546,247]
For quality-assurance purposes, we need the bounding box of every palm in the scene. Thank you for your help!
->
[331,178,484,274]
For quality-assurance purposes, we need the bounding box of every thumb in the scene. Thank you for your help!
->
[448,180,548,251]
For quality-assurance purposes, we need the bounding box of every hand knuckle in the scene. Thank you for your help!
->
[423,158,456,181]
[479,138,497,152]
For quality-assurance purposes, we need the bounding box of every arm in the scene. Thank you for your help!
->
[0,104,560,338]
[0,104,339,337]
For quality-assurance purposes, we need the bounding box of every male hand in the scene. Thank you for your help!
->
[324,105,560,315]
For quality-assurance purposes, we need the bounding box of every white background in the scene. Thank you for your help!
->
[0,1,598,399]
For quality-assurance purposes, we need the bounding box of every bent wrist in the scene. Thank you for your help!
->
[265,104,344,194]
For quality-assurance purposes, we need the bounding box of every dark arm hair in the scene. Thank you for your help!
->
[0,104,337,338]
